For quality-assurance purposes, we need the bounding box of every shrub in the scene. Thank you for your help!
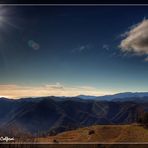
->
[53,139,59,143]
[88,130,95,135]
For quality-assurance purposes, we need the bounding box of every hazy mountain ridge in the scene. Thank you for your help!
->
[77,92,148,101]
[2,92,148,101]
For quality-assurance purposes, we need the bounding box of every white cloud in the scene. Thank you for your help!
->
[119,19,148,61]
[45,82,63,89]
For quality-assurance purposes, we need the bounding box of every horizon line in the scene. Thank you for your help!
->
[1,91,148,99]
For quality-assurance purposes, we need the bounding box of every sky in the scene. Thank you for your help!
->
[0,5,148,98]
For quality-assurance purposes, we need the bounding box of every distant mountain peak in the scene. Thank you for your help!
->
[76,95,97,99]
[77,92,148,101]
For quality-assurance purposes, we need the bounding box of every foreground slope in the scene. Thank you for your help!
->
[36,124,148,143]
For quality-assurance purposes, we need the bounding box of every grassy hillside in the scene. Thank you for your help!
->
[35,124,148,143]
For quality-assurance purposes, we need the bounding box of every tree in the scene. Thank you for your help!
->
[137,112,148,126]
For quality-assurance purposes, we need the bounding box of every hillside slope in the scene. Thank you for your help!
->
[35,124,148,143]
[0,97,147,137]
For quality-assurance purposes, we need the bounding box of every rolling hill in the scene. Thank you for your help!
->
[35,124,148,143]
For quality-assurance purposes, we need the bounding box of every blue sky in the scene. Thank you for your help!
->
[0,6,148,98]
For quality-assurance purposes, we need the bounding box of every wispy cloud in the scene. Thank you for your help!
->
[119,19,148,61]
[45,82,63,89]
[144,57,148,62]
[102,44,109,51]
[72,44,90,53]
[0,83,112,99]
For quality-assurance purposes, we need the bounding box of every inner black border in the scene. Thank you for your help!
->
[0,0,148,4]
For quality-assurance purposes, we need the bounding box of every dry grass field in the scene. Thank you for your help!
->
[35,124,148,143]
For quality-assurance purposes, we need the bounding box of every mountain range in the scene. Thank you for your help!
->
[0,92,148,137]
[77,92,148,101]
